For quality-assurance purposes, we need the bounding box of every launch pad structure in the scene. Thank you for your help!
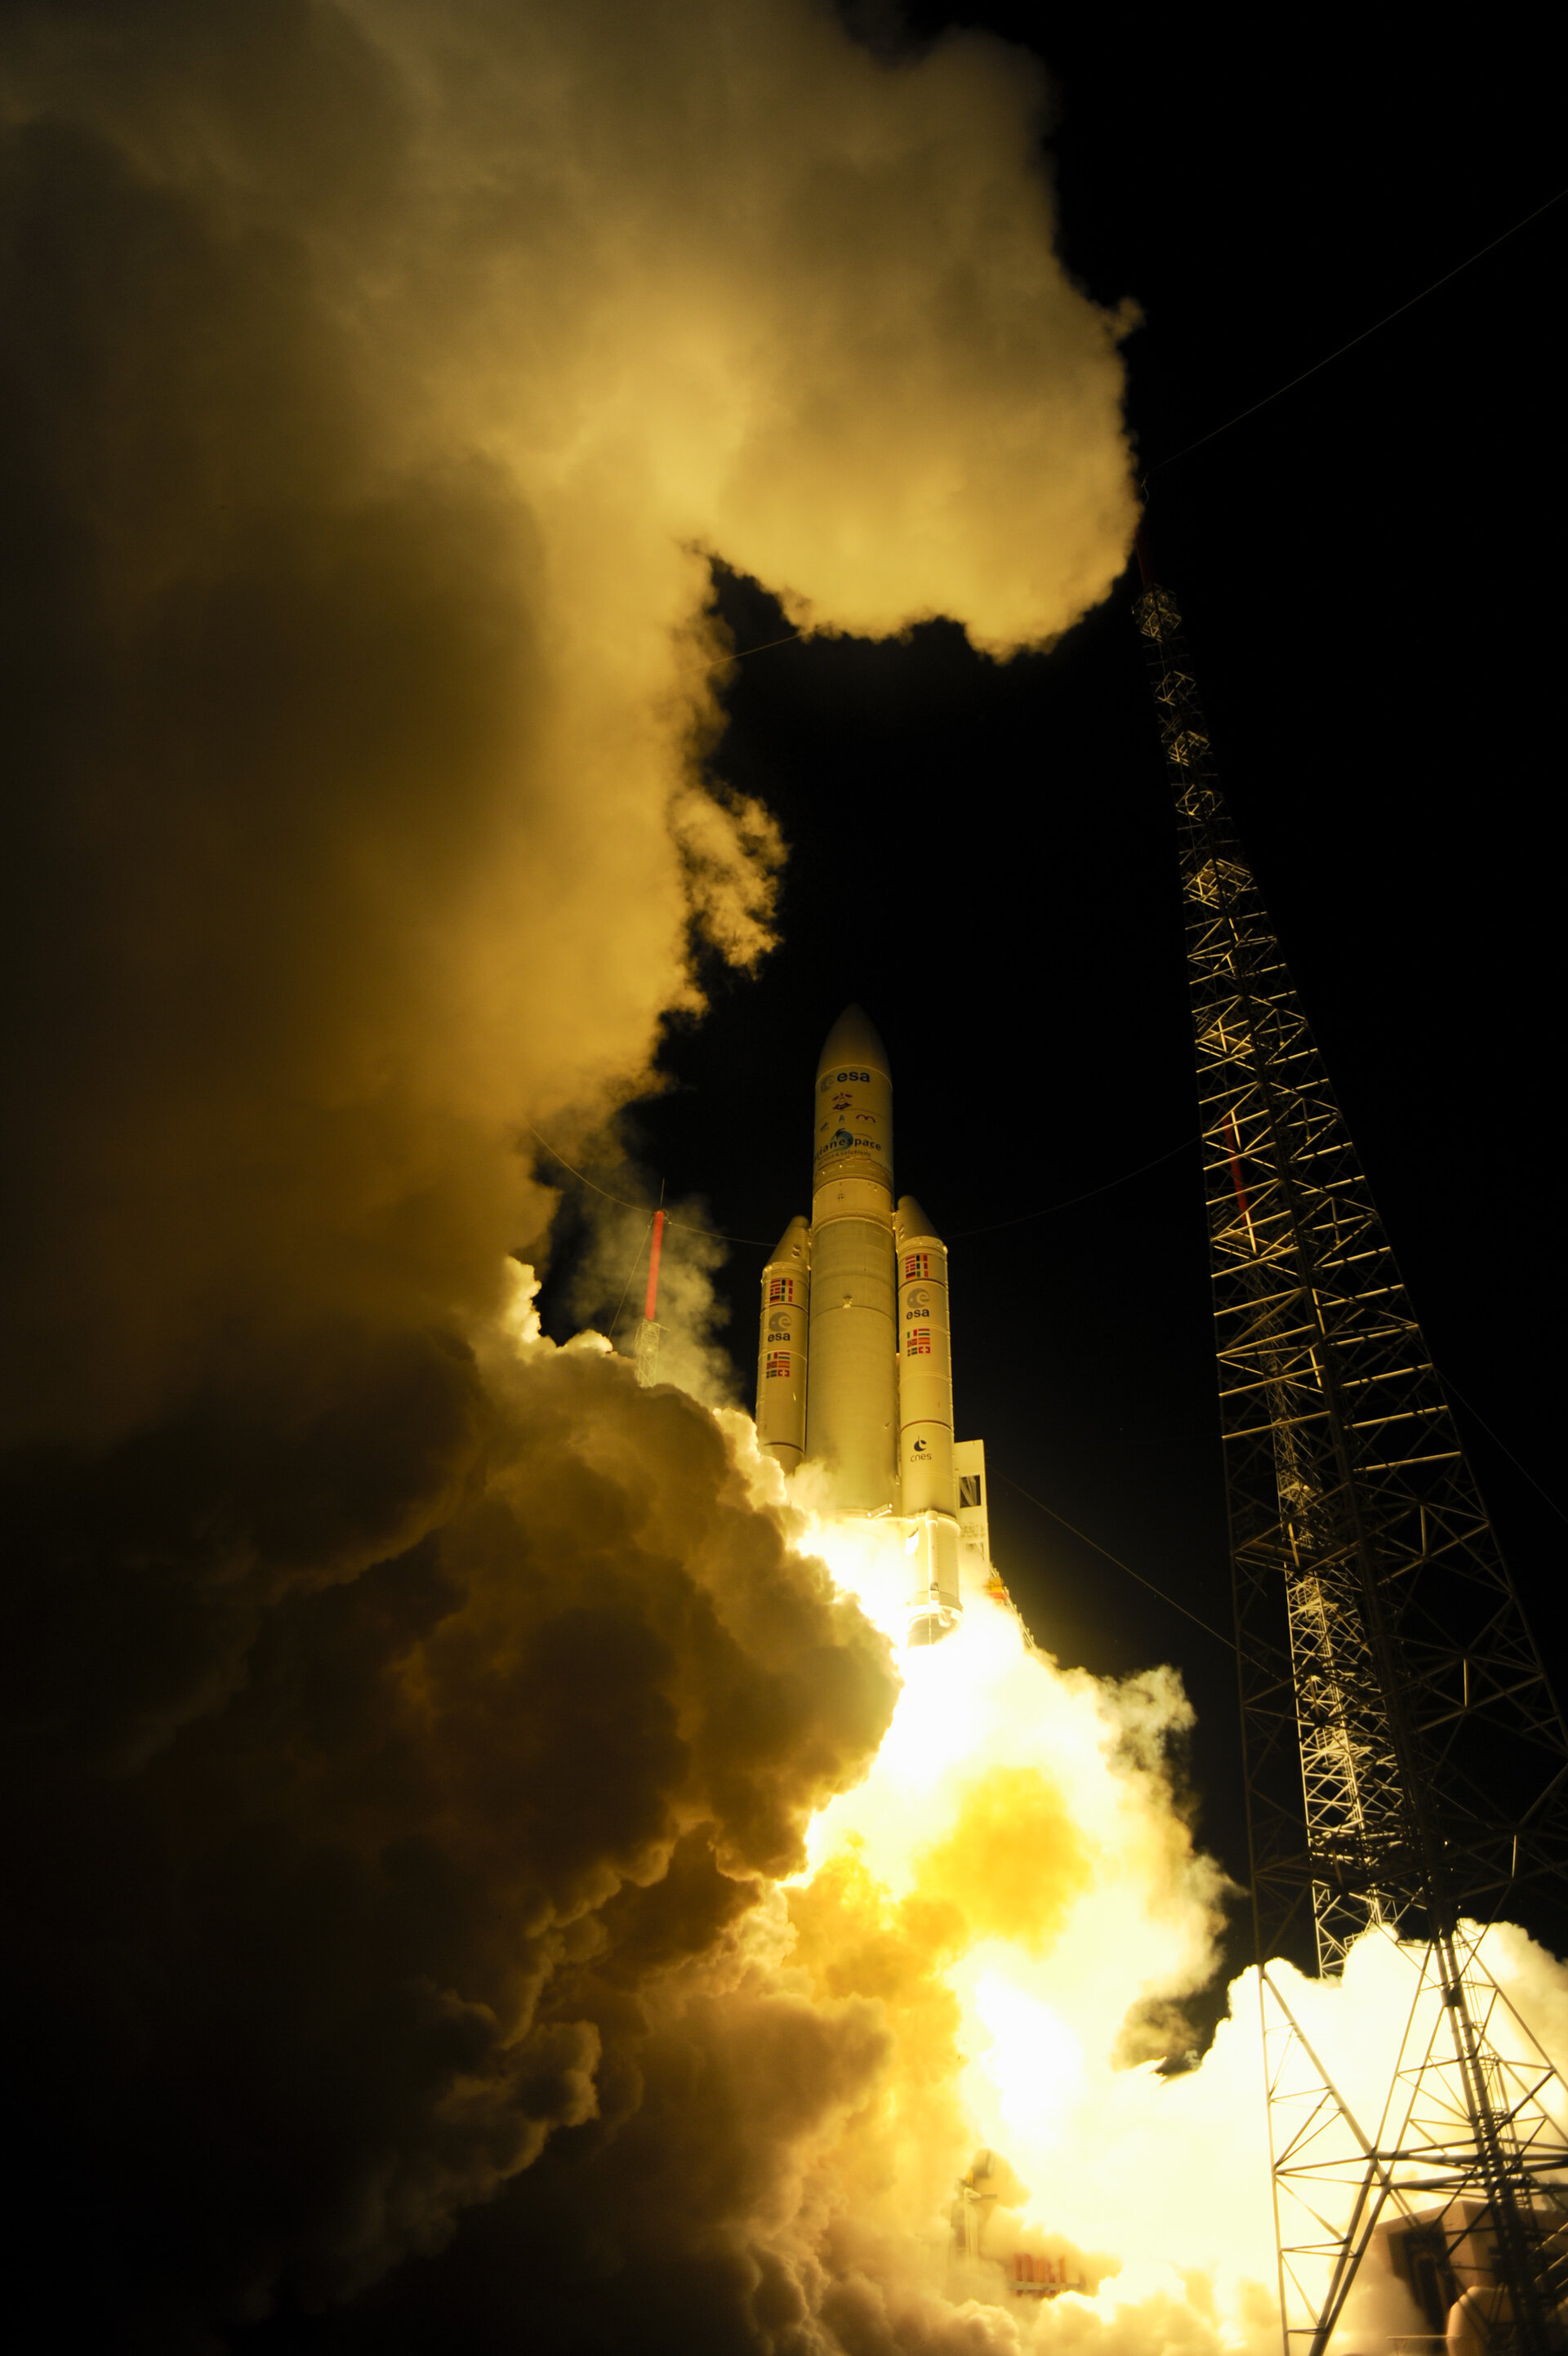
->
[1136,560,1568,2356]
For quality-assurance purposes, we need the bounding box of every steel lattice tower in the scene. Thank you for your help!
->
[1135,557,1568,2356]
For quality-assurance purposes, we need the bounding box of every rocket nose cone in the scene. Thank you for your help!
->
[817,1004,889,1080]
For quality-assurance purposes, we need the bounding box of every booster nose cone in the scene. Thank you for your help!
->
[894,1196,938,1248]
[768,1215,810,1267]
[816,1004,889,1082]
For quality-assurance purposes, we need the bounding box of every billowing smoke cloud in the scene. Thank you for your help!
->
[1,0,1134,1448]
[565,1187,742,1403]
[1,0,1143,2345]
[7,1311,901,2343]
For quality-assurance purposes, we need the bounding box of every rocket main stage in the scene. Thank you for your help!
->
[755,1007,990,1645]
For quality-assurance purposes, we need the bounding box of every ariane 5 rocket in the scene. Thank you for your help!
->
[755,1006,989,1644]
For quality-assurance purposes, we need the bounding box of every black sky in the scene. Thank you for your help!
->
[540,11,1566,1960]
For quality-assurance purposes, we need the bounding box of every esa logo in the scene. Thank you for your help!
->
[819,1070,871,1089]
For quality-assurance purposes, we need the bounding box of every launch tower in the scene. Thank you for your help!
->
[1137,559,1568,2356]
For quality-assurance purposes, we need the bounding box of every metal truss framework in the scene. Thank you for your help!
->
[1263,1932,1568,2356]
[1135,575,1568,2356]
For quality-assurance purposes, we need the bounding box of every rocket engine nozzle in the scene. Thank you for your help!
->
[905,1511,963,1646]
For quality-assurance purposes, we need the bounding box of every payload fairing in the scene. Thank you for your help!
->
[756,1007,989,1642]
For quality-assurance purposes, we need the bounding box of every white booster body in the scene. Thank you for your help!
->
[896,1196,954,1512]
[756,1216,810,1472]
[897,1194,961,1636]
[805,1009,898,1512]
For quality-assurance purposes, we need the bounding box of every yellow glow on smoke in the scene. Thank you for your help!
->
[790,1505,1285,2323]
[773,1499,1568,2345]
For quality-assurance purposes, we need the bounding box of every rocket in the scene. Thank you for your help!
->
[756,1007,990,1644]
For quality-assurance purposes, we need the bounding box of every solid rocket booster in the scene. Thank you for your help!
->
[896,1196,952,1509]
[895,1192,960,1638]
[758,1007,966,1641]
[807,1006,898,1512]
[756,1215,810,1471]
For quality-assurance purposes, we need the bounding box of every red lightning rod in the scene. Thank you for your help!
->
[643,1209,665,1323]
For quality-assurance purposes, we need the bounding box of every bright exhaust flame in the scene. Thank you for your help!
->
[750,1464,1568,2346]
[785,1503,1276,2330]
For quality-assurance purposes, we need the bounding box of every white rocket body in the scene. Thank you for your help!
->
[807,1009,898,1512]
[757,1006,975,1642]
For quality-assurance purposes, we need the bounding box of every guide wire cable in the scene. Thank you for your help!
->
[525,1120,1200,1252]
[945,1133,1197,1237]
[996,1469,1234,1650]
[1142,183,1567,482]
[606,1212,657,1349]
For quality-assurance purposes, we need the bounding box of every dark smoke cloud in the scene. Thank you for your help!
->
[5,1338,897,2344]
[0,1,1135,2343]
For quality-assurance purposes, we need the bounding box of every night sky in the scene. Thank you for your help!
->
[539,13,1566,1963]
[6,4,1563,2347]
